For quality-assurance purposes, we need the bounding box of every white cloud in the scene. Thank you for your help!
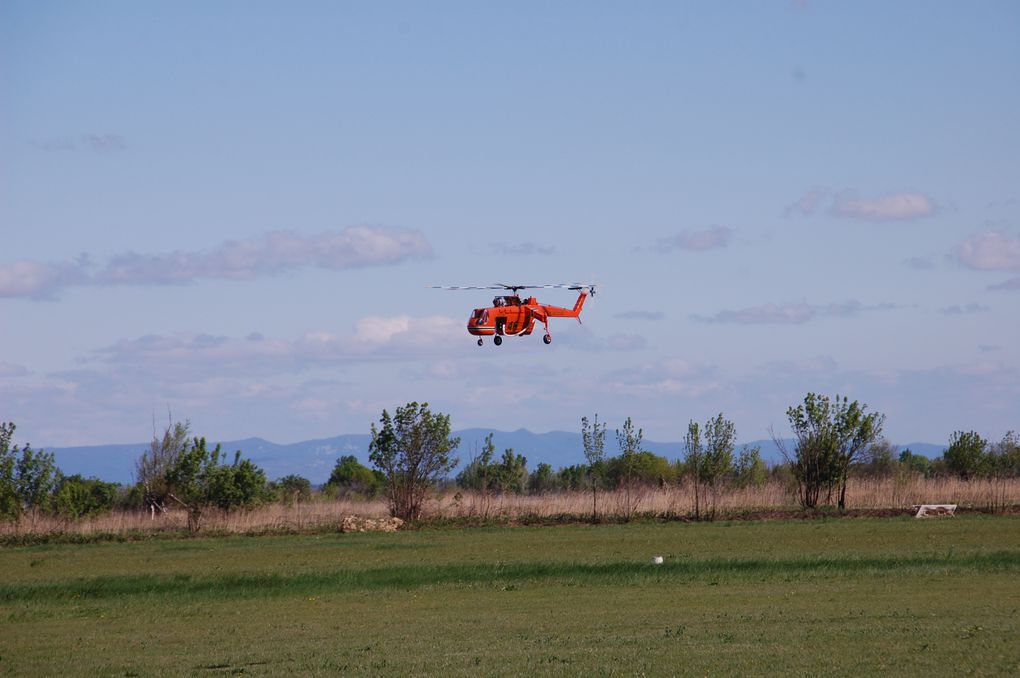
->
[29,134,127,153]
[605,358,720,397]
[786,188,937,222]
[654,226,732,252]
[606,334,647,351]
[738,357,1020,440]
[614,310,664,321]
[353,315,461,347]
[8,335,1019,453]
[0,314,468,445]
[830,191,936,221]
[902,256,936,270]
[693,300,897,324]
[0,226,433,299]
[819,300,898,317]
[95,226,433,285]
[756,355,839,376]
[0,260,89,299]
[989,277,1020,291]
[939,303,990,316]
[82,134,127,152]
[0,362,30,378]
[488,242,557,256]
[784,188,828,217]
[94,333,299,379]
[353,316,413,344]
[399,359,495,383]
[93,314,466,380]
[953,230,1020,271]
[551,326,649,352]
[697,302,815,324]
[289,397,335,419]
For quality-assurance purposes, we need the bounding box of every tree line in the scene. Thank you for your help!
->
[340,396,1018,520]
[1,419,302,529]
[2,393,1017,526]
[1,422,120,524]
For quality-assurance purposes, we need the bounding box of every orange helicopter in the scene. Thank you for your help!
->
[431,283,596,346]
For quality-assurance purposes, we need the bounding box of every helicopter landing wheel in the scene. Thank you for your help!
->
[543,334,552,345]
[477,338,483,347]
[493,335,503,346]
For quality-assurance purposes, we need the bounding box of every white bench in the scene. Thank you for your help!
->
[913,504,957,518]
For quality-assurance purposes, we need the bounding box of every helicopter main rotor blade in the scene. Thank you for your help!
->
[493,283,598,290]
[428,282,598,292]
[493,283,545,291]
[428,285,506,290]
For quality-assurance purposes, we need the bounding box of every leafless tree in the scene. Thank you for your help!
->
[136,414,190,519]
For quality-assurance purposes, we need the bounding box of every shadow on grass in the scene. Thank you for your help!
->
[4,550,1019,603]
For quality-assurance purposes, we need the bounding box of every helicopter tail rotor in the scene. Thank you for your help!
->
[567,283,597,297]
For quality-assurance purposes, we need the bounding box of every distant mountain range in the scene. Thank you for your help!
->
[46,429,947,485]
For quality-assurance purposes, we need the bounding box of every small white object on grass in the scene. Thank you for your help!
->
[652,556,664,565]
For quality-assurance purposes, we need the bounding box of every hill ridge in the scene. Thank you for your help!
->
[43,430,947,485]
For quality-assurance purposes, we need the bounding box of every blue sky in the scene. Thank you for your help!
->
[2,0,1018,449]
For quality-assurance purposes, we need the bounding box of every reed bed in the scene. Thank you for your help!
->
[438,476,1020,520]
[2,476,1018,540]
[0,498,390,540]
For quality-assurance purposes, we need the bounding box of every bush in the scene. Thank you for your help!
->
[989,431,1020,477]
[369,402,460,520]
[557,464,591,491]
[944,431,989,479]
[455,435,528,494]
[1,422,18,521]
[605,450,675,487]
[326,456,384,498]
[898,449,933,477]
[855,439,897,479]
[528,463,557,494]
[53,475,120,519]
[456,434,496,491]
[780,393,884,509]
[734,445,768,488]
[164,437,269,531]
[271,475,312,504]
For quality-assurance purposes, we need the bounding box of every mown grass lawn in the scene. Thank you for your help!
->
[2,516,1019,676]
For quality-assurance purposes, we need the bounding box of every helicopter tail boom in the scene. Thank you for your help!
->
[542,289,589,318]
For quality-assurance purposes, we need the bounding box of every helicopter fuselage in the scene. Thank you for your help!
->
[466,292,587,341]
[468,296,538,337]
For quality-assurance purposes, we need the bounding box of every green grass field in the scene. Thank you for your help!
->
[2,516,1019,676]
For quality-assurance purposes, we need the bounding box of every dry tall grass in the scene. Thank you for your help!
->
[3,476,1018,539]
[0,498,389,539]
[436,476,1020,520]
